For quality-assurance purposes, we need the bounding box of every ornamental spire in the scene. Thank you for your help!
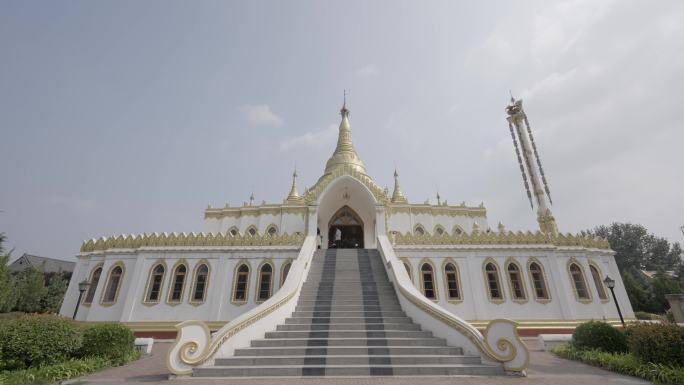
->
[285,168,304,204]
[506,95,558,236]
[391,169,408,203]
[323,92,367,175]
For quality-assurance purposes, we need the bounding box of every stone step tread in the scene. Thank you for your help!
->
[255,337,443,342]
[205,364,497,368]
[217,355,480,359]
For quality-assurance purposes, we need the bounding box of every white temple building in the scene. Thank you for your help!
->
[60,97,634,377]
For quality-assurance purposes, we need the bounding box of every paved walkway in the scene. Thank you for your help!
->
[68,340,650,385]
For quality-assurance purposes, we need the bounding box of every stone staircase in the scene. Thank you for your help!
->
[194,248,503,377]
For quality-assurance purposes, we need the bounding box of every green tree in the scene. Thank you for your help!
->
[622,271,651,312]
[42,274,68,312]
[0,233,16,312]
[651,270,681,312]
[13,267,48,313]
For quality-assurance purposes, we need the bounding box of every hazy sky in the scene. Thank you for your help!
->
[1,1,683,261]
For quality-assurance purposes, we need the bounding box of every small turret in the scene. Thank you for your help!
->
[285,168,305,204]
[391,169,408,203]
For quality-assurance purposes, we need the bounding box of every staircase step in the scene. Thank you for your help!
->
[276,323,422,331]
[194,364,503,377]
[233,346,464,357]
[215,355,482,366]
[251,338,446,347]
[291,311,406,317]
[295,305,402,312]
[265,330,432,339]
[285,317,412,324]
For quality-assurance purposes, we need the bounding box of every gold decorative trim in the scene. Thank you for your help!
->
[254,259,274,304]
[188,260,211,306]
[587,260,609,303]
[82,263,104,307]
[504,257,528,304]
[204,205,307,220]
[388,205,487,218]
[441,258,463,303]
[393,231,610,249]
[80,232,305,252]
[166,260,188,306]
[418,258,438,302]
[142,260,167,306]
[482,258,505,304]
[303,164,388,204]
[100,262,125,307]
[526,257,551,303]
[231,260,251,305]
[567,258,593,304]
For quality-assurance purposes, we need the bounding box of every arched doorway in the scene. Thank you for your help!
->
[328,206,364,249]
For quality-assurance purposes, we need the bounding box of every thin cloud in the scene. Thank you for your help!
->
[279,124,337,151]
[355,64,378,78]
[239,104,284,127]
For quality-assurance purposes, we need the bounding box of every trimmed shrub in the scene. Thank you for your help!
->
[80,323,136,365]
[0,314,82,370]
[626,322,684,366]
[553,343,684,385]
[664,308,674,323]
[634,311,658,320]
[0,356,110,385]
[572,320,627,353]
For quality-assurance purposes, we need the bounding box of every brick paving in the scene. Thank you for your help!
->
[67,340,651,385]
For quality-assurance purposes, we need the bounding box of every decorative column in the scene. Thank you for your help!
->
[506,97,558,236]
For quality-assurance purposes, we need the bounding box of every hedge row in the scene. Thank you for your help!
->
[0,315,137,371]
[553,344,684,385]
[0,356,111,385]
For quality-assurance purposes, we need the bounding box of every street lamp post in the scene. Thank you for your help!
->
[73,280,90,320]
[603,275,625,327]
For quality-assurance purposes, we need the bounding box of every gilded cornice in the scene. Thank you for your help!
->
[387,204,487,218]
[392,231,610,249]
[303,164,389,205]
[204,205,307,220]
[80,232,305,253]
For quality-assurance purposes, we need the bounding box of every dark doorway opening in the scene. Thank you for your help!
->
[328,206,364,249]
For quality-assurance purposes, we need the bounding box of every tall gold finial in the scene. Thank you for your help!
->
[324,94,366,175]
[340,90,349,117]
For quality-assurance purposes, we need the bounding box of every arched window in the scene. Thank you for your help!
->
[83,266,102,305]
[266,225,278,236]
[453,226,464,235]
[168,264,187,303]
[420,262,437,300]
[569,263,591,300]
[528,262,550,300]
[191,264,209,303]
[414,225,426,236]
[506,262,527,301]
[434,226,445,236]
[247,226,257,236]
[232,264,250,303]
[589,264,608,301]
[256,263,273,302]
[443,262,461,301]
[485,262,503,301]
[229,227,239,236]
[102,265,124,304]
[280,261,292,288]
[403,261,413,283]
[145,264,165,303]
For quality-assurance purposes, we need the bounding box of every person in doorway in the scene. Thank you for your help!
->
[334,227,342,248]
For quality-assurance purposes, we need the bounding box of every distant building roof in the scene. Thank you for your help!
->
[640,270,677,279]
[8,253,75,274]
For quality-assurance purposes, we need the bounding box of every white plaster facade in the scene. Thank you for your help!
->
[60,100,634,332]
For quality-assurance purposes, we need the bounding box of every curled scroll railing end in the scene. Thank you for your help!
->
[483,318,530,373]
[166,320,212,376]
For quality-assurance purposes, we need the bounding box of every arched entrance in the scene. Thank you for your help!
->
[328,206,364,249]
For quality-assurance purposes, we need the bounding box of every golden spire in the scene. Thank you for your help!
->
[323,92,367,175]
[285,168,304,204]
[391,169,408,203]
